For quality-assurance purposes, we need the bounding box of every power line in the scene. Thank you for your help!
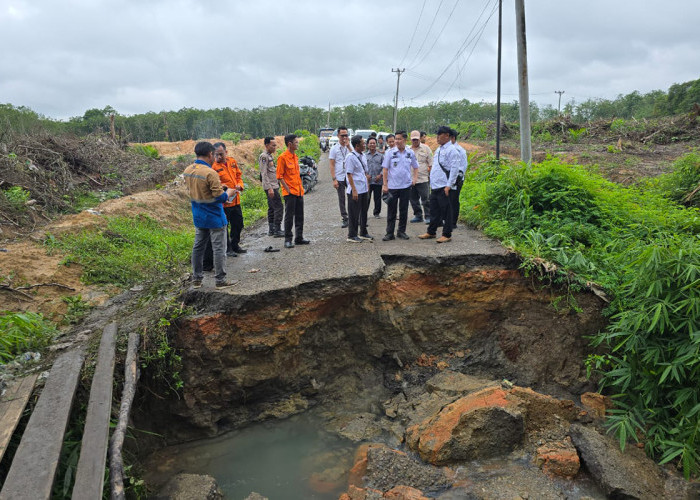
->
[397,0,427,67]
[410,0,499,100]
[405,0,446,69]
[408,0,461,71]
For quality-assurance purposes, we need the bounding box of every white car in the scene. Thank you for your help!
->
[354,129,377,142]
[328,128,354,149]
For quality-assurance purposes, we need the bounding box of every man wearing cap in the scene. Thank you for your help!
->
[329,126,353,228]
[449,129,468,230]
[381,131,419,241]
[409,130,433,224]
[419,126,460,244]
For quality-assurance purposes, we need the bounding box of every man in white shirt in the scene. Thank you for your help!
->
[419,126,461,243]
[329,126,353,228]
[448,129,468,230]
[345,135,372,242]
[381,131,419,241]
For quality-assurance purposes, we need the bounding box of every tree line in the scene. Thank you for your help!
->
[1,76,698,142]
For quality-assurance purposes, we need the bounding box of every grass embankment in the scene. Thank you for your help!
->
[461,152,700,476]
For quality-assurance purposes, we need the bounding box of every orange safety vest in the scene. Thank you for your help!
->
[213,156,243,207]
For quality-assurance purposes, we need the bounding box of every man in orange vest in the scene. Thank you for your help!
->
[212,142,246,255]
[277,134,309,248]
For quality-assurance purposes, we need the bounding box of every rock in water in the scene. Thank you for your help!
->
[155,473,223,500]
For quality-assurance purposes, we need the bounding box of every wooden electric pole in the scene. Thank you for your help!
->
[327,102,331,127]
[555,90,565,115]
[392,68,405,133]
[515,0,531,164]
[495,0,503,161]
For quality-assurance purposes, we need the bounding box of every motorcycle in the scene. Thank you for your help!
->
[299,155,318,193]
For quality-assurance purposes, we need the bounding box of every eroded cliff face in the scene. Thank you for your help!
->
[138,259,606,441]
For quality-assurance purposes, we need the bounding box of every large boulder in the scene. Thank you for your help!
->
[569,423,665,499]
[406,386,524,465]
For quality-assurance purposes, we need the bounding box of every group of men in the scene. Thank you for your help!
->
[184,126,467,288]
[328,126,467,243]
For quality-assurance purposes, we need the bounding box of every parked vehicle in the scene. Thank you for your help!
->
[299,155,318,193]
[354,129,377,141]
[319,128,333,152]
[328,128,354,149]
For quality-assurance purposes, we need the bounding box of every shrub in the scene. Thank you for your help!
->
[651,152,700,207]
[461,156,700,476]
[0,186,30,211]
[0,311,57,362]
[297,133,321,162]
[129,144,160,159]
[221,132,241,144]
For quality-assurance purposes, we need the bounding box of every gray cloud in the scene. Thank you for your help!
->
[1,0,698,119]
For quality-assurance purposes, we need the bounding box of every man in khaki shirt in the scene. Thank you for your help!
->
[260,136,284,237]
[409,130,433,223]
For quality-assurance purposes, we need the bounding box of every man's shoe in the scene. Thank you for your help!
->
[341,220,349,228]
[347,236,362,243]
[284,241,295,248]
[410,216,423,223]
[273,230,285,238]
[373,213,381,219]
[295,238,310,245]
[225,251,238,257]
[418,233,436,239]
[436,236,452,243]
[382,234,395,241]
[215,279,236,289]
[233,247,247,254]
[359,234,374,240]
[397,232,410,240]
[192,280,202,289]
[202,267,213,272]
[424,217,431,224]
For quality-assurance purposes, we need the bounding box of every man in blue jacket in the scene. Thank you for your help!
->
[183,141,237,289]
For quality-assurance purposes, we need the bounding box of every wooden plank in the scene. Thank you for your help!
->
[72,322,117,500]
[0,373,38,462]
[0,349,84,500]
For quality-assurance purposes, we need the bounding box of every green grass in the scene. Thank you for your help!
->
[45,215,193,287]
[240,186,267,227]
[0,311,58,363]
[461,154,700,477]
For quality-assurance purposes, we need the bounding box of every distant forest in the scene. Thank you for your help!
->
[2,77,699,142]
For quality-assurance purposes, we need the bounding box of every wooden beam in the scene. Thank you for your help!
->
[0,349,85,500]
[73,322,117,500]
[0,374,38,462]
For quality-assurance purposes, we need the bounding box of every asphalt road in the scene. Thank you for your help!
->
[205,152,509,295]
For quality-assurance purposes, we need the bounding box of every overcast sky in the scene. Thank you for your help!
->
[1,0,699,120]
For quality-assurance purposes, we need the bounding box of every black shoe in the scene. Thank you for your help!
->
[284,241,295,248]
[273,230,285,238]
[374,214,381,219]
[397,232,410,240]
[202,267,213,272]
[233,247,247,254]
[359,234,374,241]
[410,216,423,223]
[225,251,238,257]
[295,238,310,245]
[341,220,349,228]
[347,236,362,243]
[382,234,395,241]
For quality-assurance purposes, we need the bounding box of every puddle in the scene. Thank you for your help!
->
[144,413,354,500]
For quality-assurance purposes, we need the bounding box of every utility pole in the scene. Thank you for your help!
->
[327,102,331,127]
[495,0,503,161]
[392,68,405,133]
[515,0,531,164]
[555,90,565,115]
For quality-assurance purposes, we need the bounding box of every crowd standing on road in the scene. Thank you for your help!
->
[183,126,469,287]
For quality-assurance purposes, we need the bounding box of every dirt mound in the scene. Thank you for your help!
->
[0,132,189,238]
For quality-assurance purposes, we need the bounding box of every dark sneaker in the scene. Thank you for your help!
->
[341,220,349,228]
[424,217,431,224]
[233,247,247,254]
[295,238,310,245]
[215,280,236,289]
[374,214,381,219]
[284,241,295,248]
[397,232,410,240]
[359,234,374,240]
[410,216,423,223]
[225,251,238,257]
[192,280,202,289]
[347,236,362,243]
[273,230,285,238]
[382,234,395,241]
